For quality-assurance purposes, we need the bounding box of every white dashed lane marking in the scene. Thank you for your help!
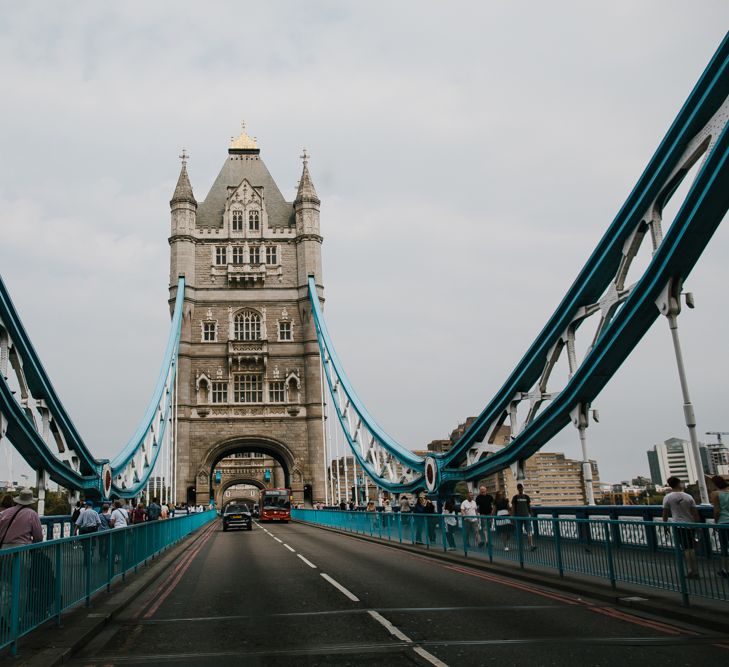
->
[283,543,296,553]
[367,610,448,667]
[320,573,360,602]
[297,554,317,569]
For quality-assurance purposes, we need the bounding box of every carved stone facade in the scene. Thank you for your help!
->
[169,131,325,506]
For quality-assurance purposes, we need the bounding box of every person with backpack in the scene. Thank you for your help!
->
[147,498,162,521]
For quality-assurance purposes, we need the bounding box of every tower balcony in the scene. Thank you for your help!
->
[227,263,267,286]
[228,339,268,368]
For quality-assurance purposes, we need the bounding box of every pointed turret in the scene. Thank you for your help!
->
[295,151,320,205]
[169,149,197,288]
[170,152,197,207]
[294,148,322,286]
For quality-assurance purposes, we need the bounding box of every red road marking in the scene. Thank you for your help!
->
[322,527,712,640]
[141,521,219,619]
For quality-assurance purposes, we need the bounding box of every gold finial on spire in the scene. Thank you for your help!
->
[179,148,189,166]
[229,122,258,150]
[300,148,310,166]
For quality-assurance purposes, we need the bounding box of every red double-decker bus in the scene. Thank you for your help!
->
[259,488,291,522]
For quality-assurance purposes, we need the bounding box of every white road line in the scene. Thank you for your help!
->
[283,543,296,553]
[320,573,360,602]
[273,537,283,543]
[297,554,317,569]
[367,610,448,667]
[367,610,408,641]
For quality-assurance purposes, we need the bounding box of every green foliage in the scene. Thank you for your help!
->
[43,490,71,515]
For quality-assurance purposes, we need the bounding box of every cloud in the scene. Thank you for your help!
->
[1,1,728,486]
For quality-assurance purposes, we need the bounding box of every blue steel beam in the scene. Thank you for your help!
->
[308,34,729,492]
[0,276,185,497]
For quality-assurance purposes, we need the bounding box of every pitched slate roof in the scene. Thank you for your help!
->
[196,153,294,228]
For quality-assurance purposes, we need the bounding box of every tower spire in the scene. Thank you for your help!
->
[171,149,196,206]
[295,148,319,204]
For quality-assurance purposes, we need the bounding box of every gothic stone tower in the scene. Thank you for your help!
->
[168,129,325,506]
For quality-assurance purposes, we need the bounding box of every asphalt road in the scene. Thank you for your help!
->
[69,519,729,666]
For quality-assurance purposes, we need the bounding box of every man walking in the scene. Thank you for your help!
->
[475,485,494,548]
[75,500,101,535]
[460,490,479,547]
[0,488,43,548]
[662,476,700,579]
[511,483,536,550]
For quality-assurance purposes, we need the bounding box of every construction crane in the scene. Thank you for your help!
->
[706,432,729,446]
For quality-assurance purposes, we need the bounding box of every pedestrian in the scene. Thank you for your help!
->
[424,496,437,543]
[0,494,13,513]
[98,503,112,560]
[442,499,458,550]
[0,489,54,614]
[0,488,43,548]
[132,502,147,525]
[460,490,479,547]
[70,500,83,536]
[711,475,729,577]
[161,502,170,519]
[475,485,494,548]
[511,483,536,550]
[399,494,411,513]
[147,497,161,521]
[109,500,129,529]
[662,476,700,579]
[75,500,101,535]
[413,494,427,544]
[494,491,512,551]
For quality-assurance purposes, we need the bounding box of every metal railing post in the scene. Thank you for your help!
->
[487,517,494,563]
[107,531,114,592]
[670,524,690,606]
[84,538,92,606]
[54,543,62,625]
[462,517,469,557]
[554,518,564,578]
[121,530,128,582]
[516,517,524,569]
[397,513,402,543]
[604,522,616,589]
[10,551,21,656]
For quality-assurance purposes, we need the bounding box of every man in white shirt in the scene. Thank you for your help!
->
[460,490,479,547]
[662,476,700,579]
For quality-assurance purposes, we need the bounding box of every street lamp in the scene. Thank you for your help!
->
[657,280,709,504]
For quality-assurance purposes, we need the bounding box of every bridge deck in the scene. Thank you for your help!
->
[56,519,729,666]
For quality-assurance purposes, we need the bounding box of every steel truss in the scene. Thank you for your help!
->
[0,277,185,499]
[310,35,729,494]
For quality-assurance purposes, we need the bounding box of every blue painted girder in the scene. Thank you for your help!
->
[307,33,729,491]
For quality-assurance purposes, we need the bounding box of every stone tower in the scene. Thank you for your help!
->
[168,129,325,507]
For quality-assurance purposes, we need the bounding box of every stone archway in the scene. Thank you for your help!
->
[218,476,266,509]
[199,436,299,505]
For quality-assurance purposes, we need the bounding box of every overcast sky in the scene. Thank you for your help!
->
[1,3,728,487]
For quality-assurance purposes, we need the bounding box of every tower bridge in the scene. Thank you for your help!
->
[0,33,728,665]
[0,37,728,510]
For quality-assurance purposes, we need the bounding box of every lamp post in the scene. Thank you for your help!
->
[656,280,709,504]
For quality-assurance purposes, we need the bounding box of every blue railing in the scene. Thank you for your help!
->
[293,509,729,606]
[0,510,217,656]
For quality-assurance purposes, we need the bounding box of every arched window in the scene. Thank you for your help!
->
[249,210,260,231]
[234,310,262,341]
[232,210,243,231]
